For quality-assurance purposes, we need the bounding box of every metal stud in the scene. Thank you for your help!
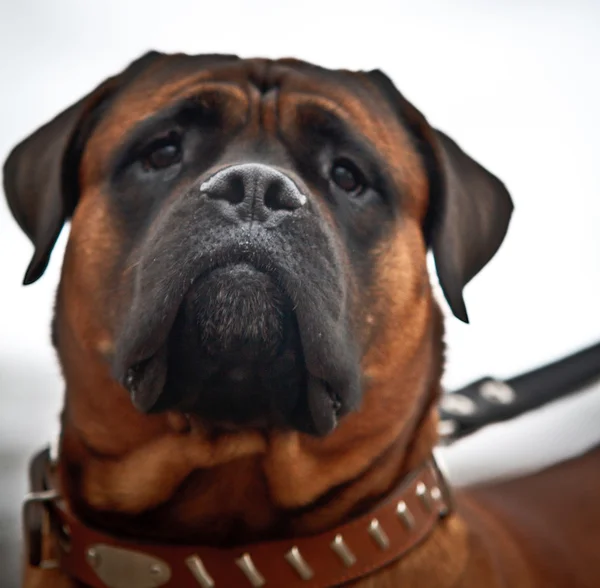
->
[285,546,314,580]
[430,486,449,516]
[235,553,265,587]
[86,547,100,569]
[368,519,390,550]
[396,501,415,530]
[416,482,432,512]
[330,534,356,567]
[186,555,215,588]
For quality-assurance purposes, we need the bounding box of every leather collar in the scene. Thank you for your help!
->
[24,447,451,588]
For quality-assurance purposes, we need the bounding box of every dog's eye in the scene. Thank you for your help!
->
[330,159,364,194]
[142,133,182,170]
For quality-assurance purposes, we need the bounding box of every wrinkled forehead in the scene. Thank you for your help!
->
[86,55,426,201]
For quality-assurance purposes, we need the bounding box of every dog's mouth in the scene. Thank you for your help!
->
[118,257,350,436]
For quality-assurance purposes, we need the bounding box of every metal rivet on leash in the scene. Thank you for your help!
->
[284,546,314,580]
[479,379,515,404]
[439,393,477,416]
[235,553,265,587]
[368,519,390,550]
[396,501,415,530]
[185,555,215,588]
[330,534,357,568]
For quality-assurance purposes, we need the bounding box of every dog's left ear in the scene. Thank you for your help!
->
[3,51,162,285]
[367,70,513,322]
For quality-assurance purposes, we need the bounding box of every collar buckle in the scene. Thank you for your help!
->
[22,488,60,568]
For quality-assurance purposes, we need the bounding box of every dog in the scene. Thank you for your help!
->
[5,52,600,588]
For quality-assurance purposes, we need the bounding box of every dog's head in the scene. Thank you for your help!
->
[4,53,512,437]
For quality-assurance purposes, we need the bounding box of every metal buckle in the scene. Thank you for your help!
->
[22,489,60,568]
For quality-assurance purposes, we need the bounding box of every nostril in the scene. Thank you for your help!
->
[204,171,245,204]
[264,179,307,211]
[264,181,284,211]
[227,174,246,204]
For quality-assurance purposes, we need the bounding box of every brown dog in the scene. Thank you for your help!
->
[5,53,600,588]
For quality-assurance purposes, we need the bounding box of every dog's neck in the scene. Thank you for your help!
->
[55,303,446,548]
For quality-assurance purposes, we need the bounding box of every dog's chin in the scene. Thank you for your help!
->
[125,263,342,435]
[186,263,287,363]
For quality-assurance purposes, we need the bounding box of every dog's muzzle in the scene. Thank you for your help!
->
[113,163,361,436]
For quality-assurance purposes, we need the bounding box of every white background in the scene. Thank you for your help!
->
[1,0,599,498]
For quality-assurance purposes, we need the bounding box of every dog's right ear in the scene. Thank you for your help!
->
[3,51,162,285]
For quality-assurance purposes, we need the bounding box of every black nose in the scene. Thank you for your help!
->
[201,164,307,224]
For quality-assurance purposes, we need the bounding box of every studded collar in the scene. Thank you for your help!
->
[24,447,451,588]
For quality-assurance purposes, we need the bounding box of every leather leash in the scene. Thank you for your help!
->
[438,340,600,442]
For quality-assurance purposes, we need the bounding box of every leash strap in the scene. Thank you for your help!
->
[439,341,600,442]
